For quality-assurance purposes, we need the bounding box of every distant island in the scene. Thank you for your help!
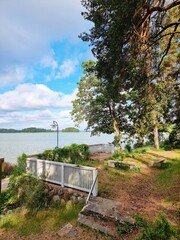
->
[0,127,53,133]
[61,127,80,132]
[0,127,81,133]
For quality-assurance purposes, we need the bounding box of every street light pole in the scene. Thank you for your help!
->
[51,121,59,148]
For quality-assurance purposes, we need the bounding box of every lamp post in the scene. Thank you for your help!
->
[51,121,59,148]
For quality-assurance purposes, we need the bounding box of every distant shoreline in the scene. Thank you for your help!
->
[0,127,83,133]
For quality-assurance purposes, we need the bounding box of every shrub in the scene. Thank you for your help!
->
[8,174,50,211]
[137,215,176,240]
[117,222,132,235]
[124,144,132,153]
[0,189,13,214]
[38,144,90,163]
[115,161,130,170]
[112,151,125,160]
[12,153,27,177]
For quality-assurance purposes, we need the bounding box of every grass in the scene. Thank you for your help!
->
[155,159,180,203]
[0,149,179,239]
[0,202,83,236]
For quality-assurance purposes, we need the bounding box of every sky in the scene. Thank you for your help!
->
[0,0,93,130]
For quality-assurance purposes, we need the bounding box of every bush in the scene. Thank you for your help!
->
[38,144,90,164]
[117,222,132,235]
[8,174,50,211]
[12,153,27,176]
[124,144,132,153]
[115,161,130,170]
[0,189,13,214]
[137,215,176,240]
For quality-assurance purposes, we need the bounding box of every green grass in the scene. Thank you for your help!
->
[156,159,180,202]
[0,202,83,236]
[136,215,177,240]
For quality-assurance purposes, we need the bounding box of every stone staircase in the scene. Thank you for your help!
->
[78,197,134,238]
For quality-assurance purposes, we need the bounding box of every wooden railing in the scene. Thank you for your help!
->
[26,158,98,196]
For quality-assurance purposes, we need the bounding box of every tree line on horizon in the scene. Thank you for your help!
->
[71,0,180,151]
[0,127,80,133]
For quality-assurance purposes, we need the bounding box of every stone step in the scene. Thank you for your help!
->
[81,197,134,225]
[78,213,119,238]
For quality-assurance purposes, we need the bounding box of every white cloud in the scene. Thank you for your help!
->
[0,83,77,111]
[58,89,78,107]
[0,67,26,87]
[55,59,78,79]
[40,55,58,70]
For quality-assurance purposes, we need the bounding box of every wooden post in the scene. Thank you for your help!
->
[0,158,4,194]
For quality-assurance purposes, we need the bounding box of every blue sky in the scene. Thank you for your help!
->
[0,0,93,130]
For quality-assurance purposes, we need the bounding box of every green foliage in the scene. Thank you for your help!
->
[0,203,82,236]
[38,144,90,164]
[0,128,52,133]
[114,161,130,171]
[0,189,13,214]
[117,222,132,235]
[80,0,179,151]
[71,60,128,151]
[156,160,180,202]
[61,127,80,132]
[111,148,147,161]
[124,144,132,153]
[137,215,176,240]
[111,151,125,160]
[12,153,27,176]
[8,174,50,211]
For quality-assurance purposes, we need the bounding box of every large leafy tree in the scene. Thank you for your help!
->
[71,60,130,152]
[79,0,179,149]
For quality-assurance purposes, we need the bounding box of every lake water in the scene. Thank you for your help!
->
[0,132,114,163]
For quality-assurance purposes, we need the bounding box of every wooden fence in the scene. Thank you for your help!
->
[26,158,98,196]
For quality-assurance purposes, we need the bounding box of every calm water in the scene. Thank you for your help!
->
[0,132,114,163]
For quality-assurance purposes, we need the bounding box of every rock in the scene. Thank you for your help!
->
[58,188,64,196]
[6,210,13,215]
[150,159,165,168]
[13,207,21,212]
[61,199,66,206]
[73,192,79,197]
[53,195,60,203]
[64,191,70,201]
[57,223,73,237]
[48,185,53,191]
[49,190,54,198]
[108,160,117,168]
[65,229,78,238]
[77,196,85,204]
[72,196,78,204]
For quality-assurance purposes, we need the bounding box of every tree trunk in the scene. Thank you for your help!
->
[113,118,122,153]
[153,124,159,149]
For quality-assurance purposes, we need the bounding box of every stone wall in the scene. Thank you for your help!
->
[45,183,87,206]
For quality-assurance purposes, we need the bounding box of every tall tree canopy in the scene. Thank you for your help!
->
[71,60,131,152]
[79,0,179,149]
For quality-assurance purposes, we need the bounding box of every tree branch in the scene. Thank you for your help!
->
[147,31,180,49]
[137,0,180,30]
[151,21,180,40]
[158,23,179,68]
